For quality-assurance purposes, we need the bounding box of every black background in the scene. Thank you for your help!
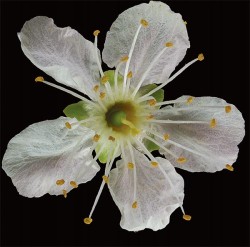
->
[1,1,249,246]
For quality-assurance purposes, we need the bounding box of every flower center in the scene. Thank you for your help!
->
[105,101,140,135]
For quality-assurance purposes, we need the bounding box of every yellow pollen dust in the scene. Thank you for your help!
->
[146,114,154,120]
[183,214,192,221]
[151,161,158,167]
[187,96,194,104]
[93,134,100,142]
[65,122,72,129]
[225,105,231,113]
[62,190,67,198]
[35,76,44,82]
[56,179,65,186]
[70,181,78,188]
[127,71,133,78]
[102,175,109,184]
[99,92,106,99]
[177,157,187,164]
[132,201,138,209]
[108,136,115,142]
[120,55,129,62]
[165,42,173,47]
[101,75,109,84]
[127,162,134,169]
[140,19,148,27]
[93,30,100,36]
[163,133,170,141]
[198,53,204,61]
[148,99,157,106]
[93,85,99,92]
[225,164,234,171]
[83,217,93,224]
[210,118,217,128]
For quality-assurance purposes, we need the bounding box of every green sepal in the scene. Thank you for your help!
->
[138,84,164,103]
[143,136,160,152]
[103,70,123,88]
[63,101,89,121]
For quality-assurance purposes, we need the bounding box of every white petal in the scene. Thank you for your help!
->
[2,117,99,197]
[157,96,245,172]
[103,1,189,87]
[18,16,100,97]
[108,147,184,231]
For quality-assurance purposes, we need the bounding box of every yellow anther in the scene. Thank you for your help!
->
[210,118,217,128]
[151,161,158,167]
[62,190,67,198]
[163,133,170,141]
[177,157,187,164]
[93,30,100,36]
[225,164,234,171]
[35,76,44,82]
[165,42,173,47]
[198,53,204,61]
[120,55,129,62]
[132,201,138,209]
[108,136,115,142]
[92,134,100,142]
[65,122,72,129]
[127,71,133,78]
[56,179,65,186]
[101,75,109,84]
[70,181,78,188]
[187,96,194,104]
[102,175,109,184]
[148,99,157,106]
[225,105,231,113]
[184,21,187,25]
[83,217,93,224]
[93,85,99,92]
[99,92,106,99]
[127,162,134,169]
[146,114,154,120]
[140,19,148,27]
[183,214,192,221]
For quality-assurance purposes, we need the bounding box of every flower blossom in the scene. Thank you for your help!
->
[2,1,245,232]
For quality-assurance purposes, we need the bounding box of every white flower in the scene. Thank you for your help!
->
[2,1,245,232]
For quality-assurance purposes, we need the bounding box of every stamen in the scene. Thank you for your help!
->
[210,118,217,128]
[102,175,109,184]
[225,164,234,171]
[100,75,109,84]
[146,114,154,120]
[132,201,138,208]
[140,19,148,27]
[154,99,187,107]
[93,30,100,36]
[177,157,187,164]
[151,161,158,167]
[92,134,100,142]
[137,55,204,102]
[127,162,134,169]
[40,79,97,107]
[35,76,44,82]
[70,117,102,127]
[127,71,133,78]
[62,190,67,198]
[198,53,204,61]
[93,85,99,92]
[108,136,115,142]
[56,179,65,186]
[148,99,157,106]
[94,30,104,77]
[65,122,72,129]
[183,214,192,221]
[225,105,231,113]
[70,181,78,188]
[120,56,129,62]
[187,96,194,104]
[83,217,93,224]
[99,92,106,99]
[165,42,173,47]
[149,119,209,125]
[163,133,170,141]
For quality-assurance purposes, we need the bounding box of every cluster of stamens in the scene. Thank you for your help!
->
[34,18,234,226]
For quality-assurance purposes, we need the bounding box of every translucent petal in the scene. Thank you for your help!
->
[109,147,184,231]
[18,16,100,98]
[103,1,189,87]
[2,117,99,197]
[157,96,245,172]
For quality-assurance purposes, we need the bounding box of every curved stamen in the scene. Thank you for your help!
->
[137,54,204,102]
[93,30,104,77]
[148,119,209,125]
